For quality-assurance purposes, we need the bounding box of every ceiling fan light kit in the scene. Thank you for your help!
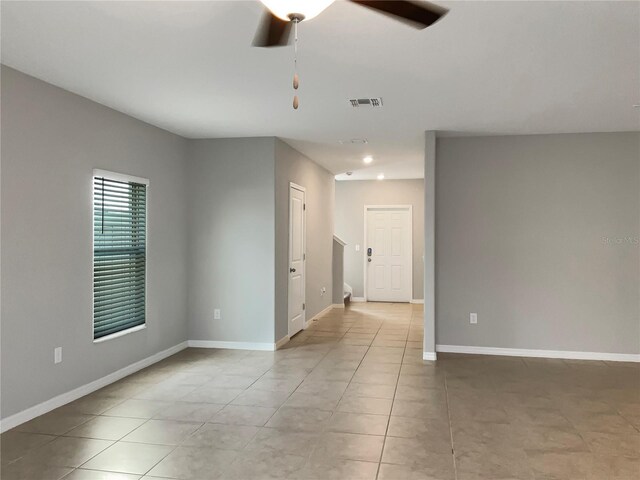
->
[255,1,448,110]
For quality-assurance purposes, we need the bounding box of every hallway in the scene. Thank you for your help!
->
[3,303,639,479]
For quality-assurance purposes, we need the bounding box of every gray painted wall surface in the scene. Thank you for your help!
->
[436,133,640,354]
[1,67,189,418]
[187,138,276,344]
[275,140,334,341]
[424,131,436,354]
[334,180,425,300]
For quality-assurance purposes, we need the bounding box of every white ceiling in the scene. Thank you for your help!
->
[2,1,639,180]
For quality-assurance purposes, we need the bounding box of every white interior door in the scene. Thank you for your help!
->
[365,207,412,302]
[288,184,306,336]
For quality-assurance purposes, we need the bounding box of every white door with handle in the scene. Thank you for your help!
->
[365,206,412,302]
[288,184,306,336]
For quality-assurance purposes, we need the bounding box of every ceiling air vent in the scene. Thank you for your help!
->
[349,98,383,108]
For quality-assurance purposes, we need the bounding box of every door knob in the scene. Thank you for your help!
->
[367,258,372,262]
[290,268,296,273]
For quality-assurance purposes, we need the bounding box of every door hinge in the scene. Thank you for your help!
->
[303,253,306,260]
[302,303,306,310]
[303,203,306,210]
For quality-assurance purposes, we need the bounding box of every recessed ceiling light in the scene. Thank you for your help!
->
[377,173,385,180]
[363,156,373,164]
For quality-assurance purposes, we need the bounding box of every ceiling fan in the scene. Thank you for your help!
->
[253,0,448,47]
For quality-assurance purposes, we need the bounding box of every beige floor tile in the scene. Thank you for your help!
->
[245,428,320,456]
[391,398,449,419]
[325,412,389,436]
[297,458,379,480]
[19,436,112,468]
[6,303,640,480]
[179,386,243,404]
[81,442,173,475]
[0,461,72,480]
[344,382,396,399]
[312,432,384,463]
[387,415,451,441]
[225,450,306,479]
[62,469,142,479]
[337,396,393,415]
[230,388,291,408]
[146,445,238,479]
[15,412,94,435]
[65,416,147,441]
[0,431,56,464]
[284,391,342,410]
[378,462,455,480]
[265,406,333,432]
[103,400,173,419]
[210,405,277,426]
[182,423,258,449]
[152,402,224,422]
[121,419,202,445]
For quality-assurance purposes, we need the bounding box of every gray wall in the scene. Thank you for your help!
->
[1,66,189,418]
[275,140,334,341]
[335,180,425,300]
[436,133,640,354]
[187,138,276,344]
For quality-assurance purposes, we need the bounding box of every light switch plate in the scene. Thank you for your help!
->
[214,309,221,320]
[54,347,62,364]
[470,313,478,324]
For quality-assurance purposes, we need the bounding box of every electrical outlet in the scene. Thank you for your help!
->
[470,313,478,325]
[54,347,62,364]
[214,309,221,320]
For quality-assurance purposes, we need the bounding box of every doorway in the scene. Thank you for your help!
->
[364,205,412,302]
[288,183,306,336]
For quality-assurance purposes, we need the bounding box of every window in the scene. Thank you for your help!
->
[93,170,148,340]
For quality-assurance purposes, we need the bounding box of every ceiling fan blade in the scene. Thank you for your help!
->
[349,1,447,29]
[252,11,292,47]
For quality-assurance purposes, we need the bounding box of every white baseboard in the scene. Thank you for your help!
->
[351,297,366,303]
[188,340,280,351]
[436,345,640,363]
[0,341,188,433]
[410,299,425,304]
[313,304,334,319]
[275,335,290,350]
[423,352,437,361]
[332,303,345,309]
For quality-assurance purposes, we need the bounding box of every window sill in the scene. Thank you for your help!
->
[93,324,146,344]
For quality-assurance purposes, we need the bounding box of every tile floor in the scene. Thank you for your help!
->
[2,303,639,479]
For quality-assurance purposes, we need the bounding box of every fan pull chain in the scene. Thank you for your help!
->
[293,18,299,110]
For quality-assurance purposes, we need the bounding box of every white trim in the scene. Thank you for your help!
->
[288,182,306,337]
[363,204,413,302]
[423,352,437,361]
[0,341,188,433]
[93,325,146,344]
[436,345,640,363]
[312,304,334,320]
[187,340,280,351]
[333,303,345,309]
[275,335,290,350]
[410,299,424,304]
[333,235,347,247]
[93,169,150,186]
[351,297,366,303]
